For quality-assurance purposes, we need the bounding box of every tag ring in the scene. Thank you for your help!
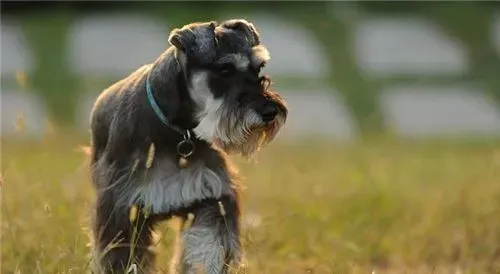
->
[177,139,195,158]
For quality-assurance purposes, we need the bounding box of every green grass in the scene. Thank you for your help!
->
[2,133,500,273]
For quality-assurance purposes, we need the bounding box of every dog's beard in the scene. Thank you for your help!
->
[190,72,285,157]
[215,105,285,157]
[194,101,285,157]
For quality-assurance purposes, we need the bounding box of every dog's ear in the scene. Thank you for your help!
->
[168,21,218,59]
[219,19,261,46]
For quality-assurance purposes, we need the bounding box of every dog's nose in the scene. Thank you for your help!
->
[259,102,278,123]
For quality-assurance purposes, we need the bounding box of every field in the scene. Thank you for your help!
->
[2,133,500,274]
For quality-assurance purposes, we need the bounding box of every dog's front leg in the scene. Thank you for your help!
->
[179,196,242,274]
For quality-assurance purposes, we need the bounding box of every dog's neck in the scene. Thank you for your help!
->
[146,47,199,136]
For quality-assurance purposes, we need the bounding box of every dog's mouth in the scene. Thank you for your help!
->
[249,119,277,136]
[192,76,288,157]
[213,108,286,158]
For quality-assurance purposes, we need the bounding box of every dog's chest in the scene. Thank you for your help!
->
[128,157,233,214]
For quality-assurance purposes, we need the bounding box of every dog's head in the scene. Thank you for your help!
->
[168,19,288,157]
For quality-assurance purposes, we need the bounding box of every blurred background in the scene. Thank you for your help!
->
[2,1,500,273]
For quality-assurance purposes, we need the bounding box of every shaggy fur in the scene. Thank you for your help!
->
[88,19,287,274]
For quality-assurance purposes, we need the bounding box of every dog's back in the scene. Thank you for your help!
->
[88,64,150,166]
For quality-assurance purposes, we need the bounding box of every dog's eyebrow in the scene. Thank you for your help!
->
[250,45,270,68]
[216,54,250,70]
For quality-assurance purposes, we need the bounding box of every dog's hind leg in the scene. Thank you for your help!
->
[179,196,242,274]
[91,193,156,274]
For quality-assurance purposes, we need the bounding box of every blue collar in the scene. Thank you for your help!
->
[146,70,189,137]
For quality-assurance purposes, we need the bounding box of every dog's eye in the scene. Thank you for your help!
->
[217,63,236,77]
[257,62,266,74]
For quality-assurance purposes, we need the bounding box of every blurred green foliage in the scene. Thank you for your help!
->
[3,1,500,135]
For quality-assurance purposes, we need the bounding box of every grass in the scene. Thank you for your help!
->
[2,132,500,273]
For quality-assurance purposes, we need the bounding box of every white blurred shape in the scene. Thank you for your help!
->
[381,85,500,138]
[217,14,330,78]
[279,88,357,141]
[1,18,34,76]
[68,14,169,77]
[1,19,44,138]
[355,17,468,77]
[1,91,47,137]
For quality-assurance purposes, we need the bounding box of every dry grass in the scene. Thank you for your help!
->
[2,134,500,273]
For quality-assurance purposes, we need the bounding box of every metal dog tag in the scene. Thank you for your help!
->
[177,138,195,168]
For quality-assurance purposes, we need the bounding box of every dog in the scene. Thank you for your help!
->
[87,19,288,274]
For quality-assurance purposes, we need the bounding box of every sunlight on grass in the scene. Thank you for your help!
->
[2,134,500,273]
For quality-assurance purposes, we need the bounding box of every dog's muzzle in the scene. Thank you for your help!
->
[257,101,279,123]
[208,74,287,157]
[254,75,281,123]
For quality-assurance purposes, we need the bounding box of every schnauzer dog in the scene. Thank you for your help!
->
[88,19,288,273]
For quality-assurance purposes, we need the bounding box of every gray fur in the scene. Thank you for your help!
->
[182,226,226,273]
[180,197,242,274]
[127,157,233,214]
[88,19,287,274]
